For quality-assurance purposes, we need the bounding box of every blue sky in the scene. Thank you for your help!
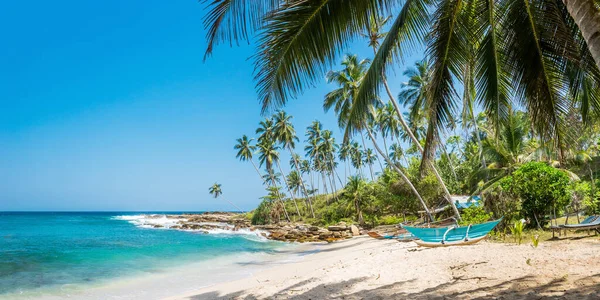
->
[0,1,423,211]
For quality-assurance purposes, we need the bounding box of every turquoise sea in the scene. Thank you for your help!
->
[0,212,289,299]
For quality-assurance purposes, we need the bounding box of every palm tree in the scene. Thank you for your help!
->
[475,110,535,192]
[262,171,282,186]
[305,121,331,196]
[208,183,243,212]
[389,143,408,167]
[363,148,377,180]
[256,118,275,143]
[338,142,351,182]
[256,138,290,221]
[319,129,343,187]
[234,135,265,184]
[394,59,463,217]
[398,60,431,130]
[274,110,314,217]
[350,144,365,178]
[324,54,373,152]
[286,170,303,198]
[325,54,435,220]
[345,175,366,225]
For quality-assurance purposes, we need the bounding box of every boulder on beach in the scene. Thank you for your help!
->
[350,225,360,236]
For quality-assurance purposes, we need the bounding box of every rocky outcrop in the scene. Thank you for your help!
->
[144,212,362,243]
[253,222,359,243]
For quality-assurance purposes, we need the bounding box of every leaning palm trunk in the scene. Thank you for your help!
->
[365,127,434,222]
[276,161,301,218]
[368,163,375,181]
[249,159,267,185]
[222,198,244,212]
[563,0,600,69]
[320,172,329,197]
[383,79,461,220]
[288,147,315,218]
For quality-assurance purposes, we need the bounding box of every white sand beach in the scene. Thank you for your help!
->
[169,236,600,300]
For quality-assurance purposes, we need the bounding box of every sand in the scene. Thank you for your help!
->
[168,236,600,299]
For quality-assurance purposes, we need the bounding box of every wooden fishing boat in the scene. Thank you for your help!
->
[402,219,502,247]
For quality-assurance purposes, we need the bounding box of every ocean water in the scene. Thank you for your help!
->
[0,212,289,299]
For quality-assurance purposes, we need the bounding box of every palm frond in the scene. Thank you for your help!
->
[350,0,430,127]
[255,0,395,113]
[422,0,468,168]
[474,0,510,130]
[202,0,280,60]
[501,0,573,158]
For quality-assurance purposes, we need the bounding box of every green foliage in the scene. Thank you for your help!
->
[511,221,524,245]
[378,215,405,225]
[459,206,493,226]
[502,162,572,228]
[571,181,598,214]
[482,185,521,228]
[531,234,539,248]
[251,200,272,225]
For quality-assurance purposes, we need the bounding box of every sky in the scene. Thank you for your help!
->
[0,1,423,211]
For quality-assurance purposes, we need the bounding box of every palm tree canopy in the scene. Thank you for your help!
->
[257,138,280,171]
[273,110,300,148]
[208,183,222,198]
[234,135,256,161]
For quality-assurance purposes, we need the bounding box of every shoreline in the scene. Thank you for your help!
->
[5,238,316,300]
[168,236,600,300]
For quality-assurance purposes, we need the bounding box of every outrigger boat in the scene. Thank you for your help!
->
[402,219,502,247]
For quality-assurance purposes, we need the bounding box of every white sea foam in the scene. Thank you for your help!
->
[112,214,186,229]
[112,214,269,241]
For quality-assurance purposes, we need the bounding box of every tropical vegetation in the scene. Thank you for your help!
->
[200,1,600,230]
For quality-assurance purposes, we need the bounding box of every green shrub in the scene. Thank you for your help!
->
[571,181,598,214]
[379,215,404,225]
[459,205,493,226]
[251,200,272,225]
[502,162,571,228]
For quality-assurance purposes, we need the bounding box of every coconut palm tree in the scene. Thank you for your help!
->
[234,135,265,183]
[208,183,243,212]
[475,110,536,192]
[345,175,367,225]
[305,121,331,196]
[325,54,435,220]
[256,138,290,221]
[262,171,282,186]
[338,142,353,182]
[324,54,374,152]
[286,171,303,197]
[274,110,314,217]
[350,144,365,178]
[319,129,343,187]
[256,118,275,143]
[363,148,377,180]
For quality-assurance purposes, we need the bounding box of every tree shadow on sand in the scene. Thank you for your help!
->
[188,273,600,299]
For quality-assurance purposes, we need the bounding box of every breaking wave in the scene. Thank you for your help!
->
[111,214,269,241]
